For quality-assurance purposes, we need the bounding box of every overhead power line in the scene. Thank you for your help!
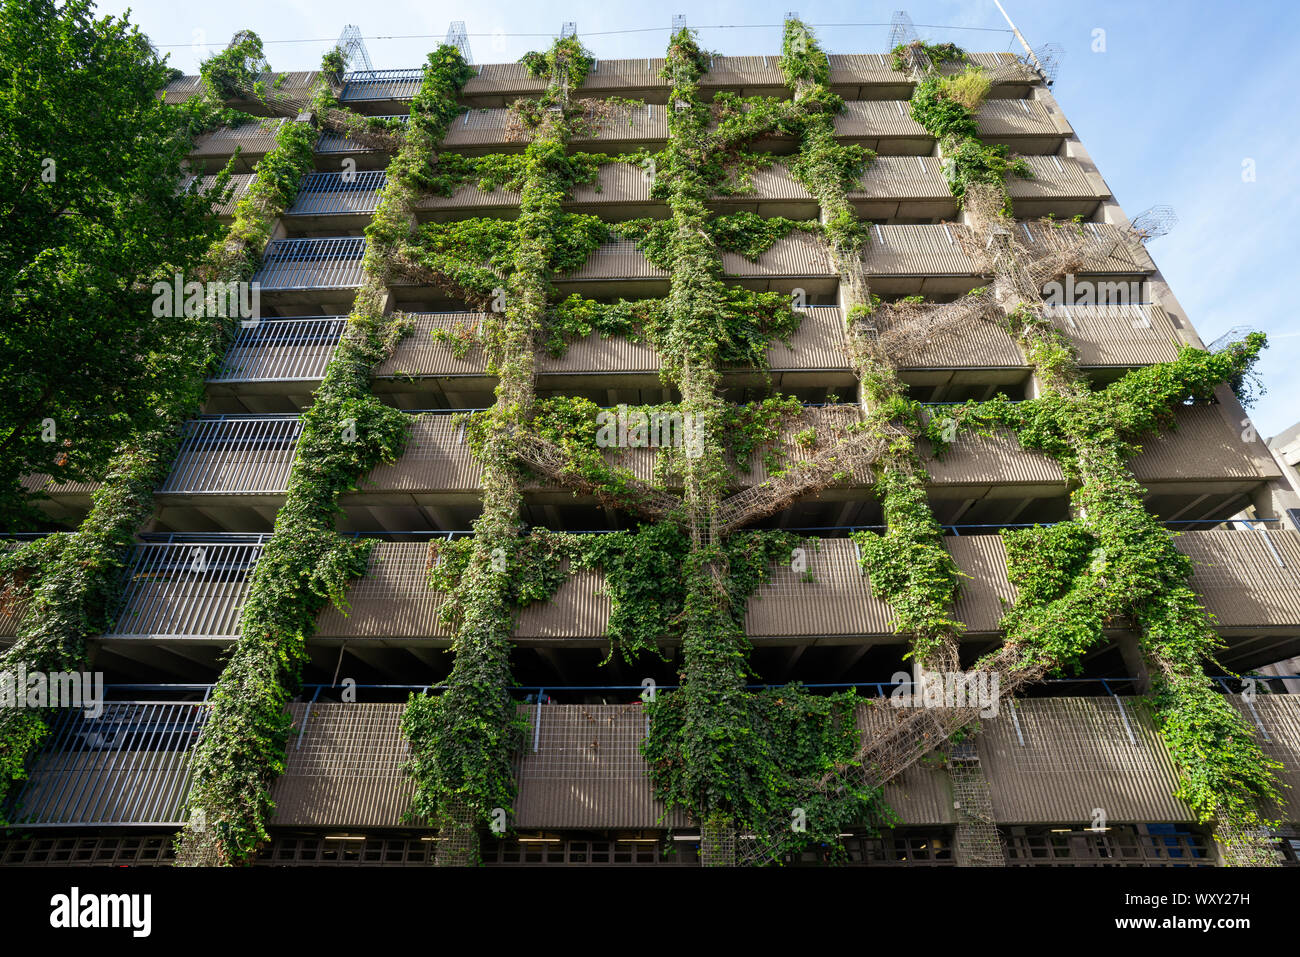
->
[154,20,1012,49]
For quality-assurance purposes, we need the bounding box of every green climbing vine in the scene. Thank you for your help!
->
[175,43,473,866]
[939,312,1283,830]
[892,42,1030,212]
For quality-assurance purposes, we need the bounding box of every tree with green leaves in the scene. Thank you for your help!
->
[0,0,227,527]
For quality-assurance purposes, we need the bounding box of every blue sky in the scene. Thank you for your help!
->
[104,0,1299,437]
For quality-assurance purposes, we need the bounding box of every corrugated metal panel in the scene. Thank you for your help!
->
[565,240,666,281]
[378,314,491,377]
[162,74,201,104]
[766,306,850,371]
[583,58,670,92]
[272,703,419,828]
[570,161,652,204]
[901,314,1025,369]
[1020,221,1146,274]
[316,542,451,640]
[923,425,1064,486]
[19,473,101,496]
[1130,404,1277,482]
[190,118,283,158]
[181,172,256,217]
[158,416,300,494]
[578,103,667,142]
[514,703,686,828]
[947,535,1016,633]
[541,333,660,376]
[442,104,666,149]
[1176,530,1300,629]
[980,696,1194,824]
[516,568,611,639]
[210,317,346,383]
[699,55,785,86]
[1010,155,1103,200]
[1225,694,1300,823]
[364,414,482,492]
[1047,303,1182,366]
[746,538,893,637]
[254,237,366,290]
[721,233,833,277]
[854,155,949,199]
[316,115,408,154]
[461,62,546,96]
[976,98,1057,138]
[834,100,928,138]
[866,224,978,275]
[858,703,955,824]
[743,405,872,486]
[827,53,900,85]
[7,702,206,826]
[258,70,319,94]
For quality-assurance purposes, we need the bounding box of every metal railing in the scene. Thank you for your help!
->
[157,415,302,494]
[209,316,347,383]
[340,68,425,101]
[105,538,265,639]
[253,237,366,290]
[5,701,208,827]
[288,171,386,216]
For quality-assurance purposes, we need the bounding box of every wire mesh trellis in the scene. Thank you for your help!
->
[105,538,266,639]
[157,415,302,494]
[6,702,209,826]
[210,317,347,383]
[253,237,366,290]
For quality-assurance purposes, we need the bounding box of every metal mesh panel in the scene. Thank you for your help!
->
[999,697,1155,774]
[210,317,346,382]
[253,237,366,290]
[158,415,301,494]
[106,539,264,639]
[340,68,425,101]
[191,118,284,157]
[6,702,207,826]
[289,171,386,216]
[316,115,409,154]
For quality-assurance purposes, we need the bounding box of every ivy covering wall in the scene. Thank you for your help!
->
[173,44,475,866]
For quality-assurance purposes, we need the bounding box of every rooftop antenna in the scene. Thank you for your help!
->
[888,11,918,48]
[991,0,1059,84]
[672,14,686,33]
[1031,42,1064,85]
[335,24,373,76]
[445,21,473,64]
[561,22,577,39]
